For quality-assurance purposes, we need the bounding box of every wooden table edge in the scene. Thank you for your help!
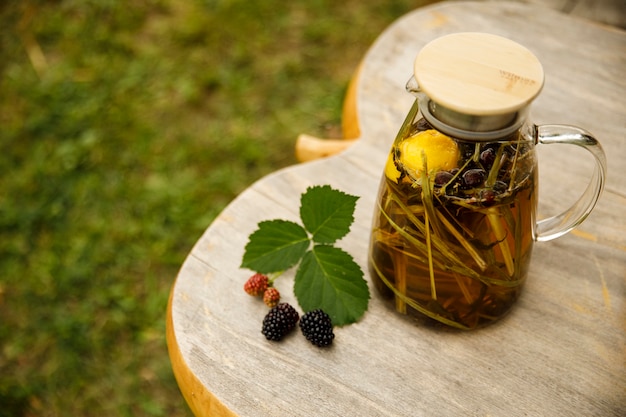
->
[166,283,237,417]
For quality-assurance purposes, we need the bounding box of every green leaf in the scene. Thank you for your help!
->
[241,220,309,273]
[294,245,369,326]
[300,185,359,244]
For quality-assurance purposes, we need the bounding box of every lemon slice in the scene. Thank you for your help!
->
[398,129,459,177]
[384,153,402,183]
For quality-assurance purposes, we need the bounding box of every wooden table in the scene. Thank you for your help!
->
[167,2,626,416]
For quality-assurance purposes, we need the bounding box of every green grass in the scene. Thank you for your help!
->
[0,1,436,415]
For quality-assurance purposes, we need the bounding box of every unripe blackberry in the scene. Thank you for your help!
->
[244,273,269,296]
[299,309,334,347]
[263,287,280,308]
[261,303,299,341]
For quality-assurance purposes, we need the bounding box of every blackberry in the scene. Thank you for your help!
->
[299,309,334,347]
[261,303,299,341]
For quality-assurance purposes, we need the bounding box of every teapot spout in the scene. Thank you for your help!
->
[405,76,421,97]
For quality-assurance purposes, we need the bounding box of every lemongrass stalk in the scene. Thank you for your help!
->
[453,272,474,305]
[514,201,523,277]
[393,251,407,314]
[436,197,476,238]
[485,145,505,187]
[508,139,522,190]
[435,210,488,271]
[377,195,408,314]
[369,255,470,330]
[424,209,437,300]
[382,195,485,281]
[379,194,516,286]
[471,142,481,163]
[417,152,438,301]
[487,207,515,276]
[419,152,443,238]
[379,207,522,287]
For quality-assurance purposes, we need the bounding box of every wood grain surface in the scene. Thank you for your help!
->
[167,2,626,416]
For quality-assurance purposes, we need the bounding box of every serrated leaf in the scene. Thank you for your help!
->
[241,220,309,273]
[294,244,369,326]
[300,185,359,244]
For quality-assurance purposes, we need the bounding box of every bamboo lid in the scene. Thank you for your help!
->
[414,32,544,116]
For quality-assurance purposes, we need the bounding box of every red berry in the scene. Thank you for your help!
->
[243,273,269,296]
[263,287,280,308]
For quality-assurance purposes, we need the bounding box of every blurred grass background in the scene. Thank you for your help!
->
[0,0,436,415]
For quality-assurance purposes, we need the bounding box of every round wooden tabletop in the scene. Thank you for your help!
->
[167,2,626,416]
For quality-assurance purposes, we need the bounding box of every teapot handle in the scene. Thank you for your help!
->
[535,125,607,242]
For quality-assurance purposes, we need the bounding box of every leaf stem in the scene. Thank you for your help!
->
[267,271,284,285]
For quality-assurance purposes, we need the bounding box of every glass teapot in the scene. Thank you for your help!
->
[368,33,606,330]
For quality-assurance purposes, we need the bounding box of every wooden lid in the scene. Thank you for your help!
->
[414,32,544,116]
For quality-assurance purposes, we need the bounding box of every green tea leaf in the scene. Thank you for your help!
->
[294,245,369,326]
[241,220,309,273]
[300,185,359,244]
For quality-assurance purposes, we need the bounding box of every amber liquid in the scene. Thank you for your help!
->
[369,164,537,330]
